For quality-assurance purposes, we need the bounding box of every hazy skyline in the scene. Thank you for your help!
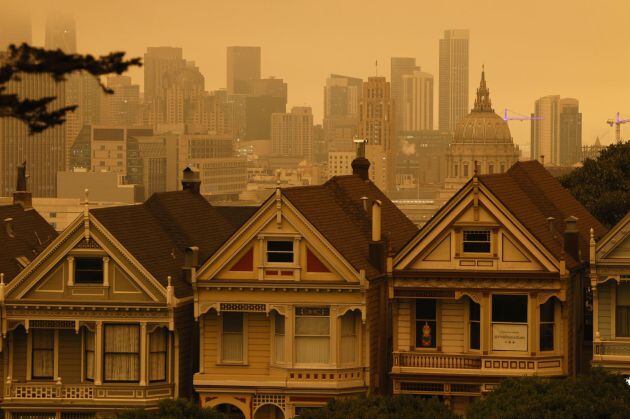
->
[18,0,630,146]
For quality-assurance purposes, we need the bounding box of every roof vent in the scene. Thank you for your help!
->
[4,218,15,238]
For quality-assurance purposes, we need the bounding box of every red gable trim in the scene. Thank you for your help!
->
[307,247,331,273]
[230,248,254,272]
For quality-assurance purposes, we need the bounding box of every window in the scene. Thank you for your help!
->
[267,240,294,263]
[295,307,330,363]
[492,295,528,351]
[104,324,139,382]
[469,300,481,350]
[540,299,555,351]
[488,164,494,175]
[463,163,469,178]
[221,313,244,363]
[149,329,168,382]
[32,330,54,379]
[75,258,104,284]
[415,299,437,348]
[273,314,285,363]
[616,283,630,337]
[84,329,95,381]
[463,230,491,253]
[340,311,358,364]
[453,163,458,178]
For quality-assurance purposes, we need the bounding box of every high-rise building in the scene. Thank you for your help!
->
[323,74,363,152]
[401,70,434,131]
[244,85,287,141]
[531,96,582,166]
[439,29,469,132]
[0,74,66,197]
[0,4,31,50]
[391,57,419,129]
[227,46,261,95]
[358,77,396,192]
[45,12,77,53]
[271,107,314,161]
[100,76,140,127]
[144,47,185,101]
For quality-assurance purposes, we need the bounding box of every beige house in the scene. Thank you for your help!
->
[591,212,630,374]
[193,166,417,418]
[390,161,606,414]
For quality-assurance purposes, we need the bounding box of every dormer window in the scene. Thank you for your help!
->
[463,230,491,253]
[75,258,104,284]
[266,240,294,263]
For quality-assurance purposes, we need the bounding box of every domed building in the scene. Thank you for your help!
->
[440,69,521,199]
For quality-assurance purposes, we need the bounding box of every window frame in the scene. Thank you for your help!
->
[272,312,285,365]
[219,312,247,365]
[462,229,492,254]
[340,310,359,365]
[539,298,555,351]
[294,306,331,365]
[491,294,529,353]
[103,323,140,383]
[149,328,169,383]
[414,299,438,350]
[74,257,104,285]
[468,299,481,352]
[266,240,295,264]
[84,328,95,382]
[31,329,55,380]
[614,282,630,339]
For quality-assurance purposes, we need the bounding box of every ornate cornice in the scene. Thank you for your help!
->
[393,277,562,291]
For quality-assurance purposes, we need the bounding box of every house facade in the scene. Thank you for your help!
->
[389,161,607,414]
[591,213,630,374]
[193,164,417,419]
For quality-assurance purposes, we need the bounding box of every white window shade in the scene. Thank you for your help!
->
[340,312,357,364]
[274,314,285,363]
[222,313,244,362]
[104,324,140,382]
[295,309,330,364]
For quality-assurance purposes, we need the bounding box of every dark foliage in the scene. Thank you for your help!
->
[467,369,630,419]
[297,394,460,419]
[118,398,226,419]
[0,43,141,133]
[559,141,630,227]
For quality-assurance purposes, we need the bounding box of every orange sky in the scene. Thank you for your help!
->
[21,0,630,147]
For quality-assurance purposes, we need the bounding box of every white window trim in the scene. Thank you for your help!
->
[271,313,286,366]
[612,282,630,340]
[27,329,58,381]
[489,293,530,354]
[338,311,361,367]
[293,306,332,367]
[465,298,482,353]
[217,312,248,365]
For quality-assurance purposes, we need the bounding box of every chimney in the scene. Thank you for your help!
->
[13,161,32,209]
[4,218,15,238]
[361,196,369,213]
[183,246,199,283]
[563,216,580,262]
[369,200,386,272]
[351,138,370,181]
[181,166,201,194]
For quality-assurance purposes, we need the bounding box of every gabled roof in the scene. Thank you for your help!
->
[282,175,418,278]
[0,205,57,283]
[595,211,630,259]
[91,191,243,297]
[478,160,607,268]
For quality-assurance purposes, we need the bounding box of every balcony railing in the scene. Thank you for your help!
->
[3,382,173,402]
[594,340,630,357]
[393,352,482,370]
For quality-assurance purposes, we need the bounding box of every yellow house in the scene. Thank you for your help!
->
[591,212,630,374]
[193,169,417,419]
[390,161,607,414]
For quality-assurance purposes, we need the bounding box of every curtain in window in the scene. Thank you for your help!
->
[295,315,330,363]
[104,325,139,382]
[340,312,357,364]
[617,284,630,337]
[274,314,285,363]
[32,330,54,379]
[149,329,168,382]
[84,329,95,380]
[222,313,244,362]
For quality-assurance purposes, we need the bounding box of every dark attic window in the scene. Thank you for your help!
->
[267,240,294,263]
[75,258,104,284]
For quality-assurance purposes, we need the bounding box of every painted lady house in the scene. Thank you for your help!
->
[0,168,244,417]
[591,212,630,374]
[192,156,417,419]
[390,161,606,414]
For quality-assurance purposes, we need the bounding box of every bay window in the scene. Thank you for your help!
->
[540,299,555,351]
[469,300,481,350]
[616,282,630,337]
[32,330,54,379]
[295,307,330,364]
[104,324,140,382]
[415,299,437,348]
[273,313,285,363]
[84,329,95,381]
[149,328,168,382]
[340,311,358,364]
[221,313,244,363]
[492,294,528,351]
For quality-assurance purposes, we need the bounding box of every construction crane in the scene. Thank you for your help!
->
[503,108,543,122]
[606,112,630,141]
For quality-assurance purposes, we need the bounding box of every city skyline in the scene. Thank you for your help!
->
[13,0,628,147]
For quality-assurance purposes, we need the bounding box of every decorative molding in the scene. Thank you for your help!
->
[336,305,366,323]
[394,277,562,291]
[454,290,482,304]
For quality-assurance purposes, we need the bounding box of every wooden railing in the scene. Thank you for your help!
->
[286,367,366,388]
[393,352,482,369]
[594,340,630,357]
[3,382,173,401]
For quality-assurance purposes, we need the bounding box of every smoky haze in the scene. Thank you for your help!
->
[15,0,630,146]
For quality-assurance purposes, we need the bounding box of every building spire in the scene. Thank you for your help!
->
[473,65,493,112]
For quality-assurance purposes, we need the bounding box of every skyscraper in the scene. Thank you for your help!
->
[439,29,469,132]
[391,57,419,129]
[358,77,396,192]
[45,12,77,53]
[144,47,186,101]
[531,96,582,166]
[323,74,363,152]
[401,70,434,131]
[100,76,141,126]
[271,107,314,161]
[227,46,261,95]
[0,4,31,50]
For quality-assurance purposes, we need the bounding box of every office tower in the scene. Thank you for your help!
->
[358,77,396,192]
[323,74,363,152]
[531,96,582,166]
[144,47,186,101]
[227,46,261,95]
[271,107,314,161]
[401,70,434,131]
[45,12,77,53]
[439,29,469,131]
[244,78,287,140]
[391,57,419,129]
[0,75,66,197]
[0,4,31,50]
[100,76,140,126]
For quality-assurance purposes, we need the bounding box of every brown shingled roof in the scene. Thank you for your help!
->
[0,205,57,283]
[478,160,607,268]
[282,175,418,278]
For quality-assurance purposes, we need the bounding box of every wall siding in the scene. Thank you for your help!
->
[397,301,411,351]
[59,330,82,383]
[599,283,612,340]
[441,300,465,353]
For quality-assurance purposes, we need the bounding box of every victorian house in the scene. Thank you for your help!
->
[390,161,606,414]
[591,212,630,374]
[0,169,244,417]
[192,158,417,419]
